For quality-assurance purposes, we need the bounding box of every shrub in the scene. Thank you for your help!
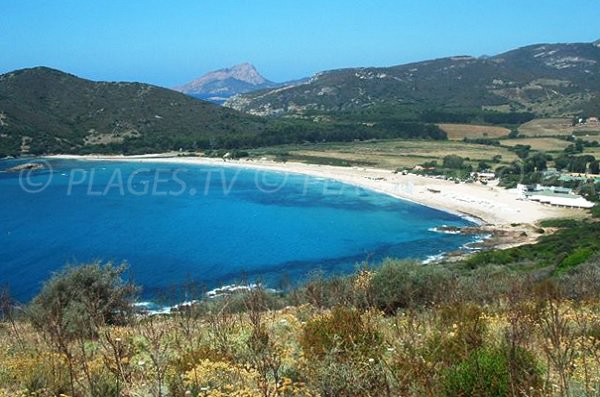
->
[28,262,138,340]
[428,303,488,364]
[370,260,453,312]
[555,247,595,275]
[183,359,261,396]
[307,353,389,397]
[300,306,382,360]
[90,372,120,397]
[558,259,600,300]
[442,347,541,397]
[2,352,71,395]
[300,307,387,396]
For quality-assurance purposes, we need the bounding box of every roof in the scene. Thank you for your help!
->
[525,191,594,208]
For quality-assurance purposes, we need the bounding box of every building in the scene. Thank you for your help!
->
[516,184,594,208]
[471,171,496,183]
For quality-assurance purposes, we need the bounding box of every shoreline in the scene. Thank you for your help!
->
[45,153,583,228]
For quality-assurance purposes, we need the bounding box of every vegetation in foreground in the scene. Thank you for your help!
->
[1,220,600,397]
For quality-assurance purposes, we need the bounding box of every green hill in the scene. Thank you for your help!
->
[0,67,269,156]
[226,41,600,122]
[0,67,447,157]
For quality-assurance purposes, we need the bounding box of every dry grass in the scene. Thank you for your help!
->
[585,147,600,158]
[577,132,600,142]
[438,123,510,140]
[516,118,595,137]
[519,118,572,136]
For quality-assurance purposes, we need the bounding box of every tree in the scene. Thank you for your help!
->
[590,160,600,175]
[443,155,465,169]
[27,262,138,396]
[524,153,547,173]
[568,156,596,174]
[555,156,570,171]
[478,161,491,171]
[28,262,138,340]
[511,145,531,160]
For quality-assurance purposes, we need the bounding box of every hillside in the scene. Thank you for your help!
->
[0,67,450,157]
[173,63,280,104]
[226,40,600,121]
[0,67,268,156]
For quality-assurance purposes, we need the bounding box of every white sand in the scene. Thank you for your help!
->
[49,154,582,226]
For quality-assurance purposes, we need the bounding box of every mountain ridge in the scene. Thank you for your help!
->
[0,67,448,157]
[225,40,600,119]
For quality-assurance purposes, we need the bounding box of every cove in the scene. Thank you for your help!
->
[0,159,478,302]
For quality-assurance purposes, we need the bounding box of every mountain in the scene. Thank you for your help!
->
[225,41,600,121]
[0,67,268,156]
[173,63,279,104]
[0,67,449,157]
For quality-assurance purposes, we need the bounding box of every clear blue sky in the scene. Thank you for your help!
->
[1,0,599,87]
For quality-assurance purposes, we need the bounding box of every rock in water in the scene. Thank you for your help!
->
[5,162,45,172]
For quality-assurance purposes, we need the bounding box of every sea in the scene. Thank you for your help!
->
[0,158,480,304]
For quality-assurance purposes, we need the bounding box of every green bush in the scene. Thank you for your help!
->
[28,262,138,340]
[370,260,452,311]
[465,249,516,268]
[442,347,541,397]
[443,155,465,169]
[555,247,595,275]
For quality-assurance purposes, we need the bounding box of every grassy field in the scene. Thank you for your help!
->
[500,137,571,152]
[438,123,510,140]
[243,123,600,171]
[576,131,600,142]
[518,118,574,136]
[249,139,518,169]
[518,118,600,137]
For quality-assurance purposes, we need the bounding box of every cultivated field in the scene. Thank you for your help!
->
[516,118,600,137]
[518,118,573,136]
[250,139,518,170]
[438,123,510,140]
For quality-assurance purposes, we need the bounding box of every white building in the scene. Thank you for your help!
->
[517,184,594,208]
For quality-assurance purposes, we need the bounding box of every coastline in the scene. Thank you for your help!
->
[46,153,583,228]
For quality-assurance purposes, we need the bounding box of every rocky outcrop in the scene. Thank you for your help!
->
[5,162,45,172]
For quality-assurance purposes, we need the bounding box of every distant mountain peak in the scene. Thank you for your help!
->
[221,63,267,85]
[173,63,277,103]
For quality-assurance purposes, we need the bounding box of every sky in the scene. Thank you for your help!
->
[1,0,599,87]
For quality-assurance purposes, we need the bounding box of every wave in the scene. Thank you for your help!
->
[428,225,462,235]
[422,253,445,264]
[136,283,278,315]
[461,234,493,251]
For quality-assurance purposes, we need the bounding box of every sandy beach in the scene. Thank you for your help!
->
[48,153,583,228]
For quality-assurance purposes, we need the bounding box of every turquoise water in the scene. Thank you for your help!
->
[0,159,477,302]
